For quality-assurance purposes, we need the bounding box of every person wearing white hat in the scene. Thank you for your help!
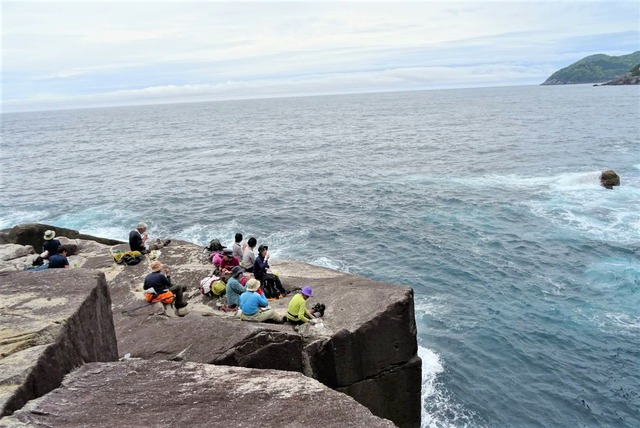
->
[239,279,281,323]
[42,230,61,259]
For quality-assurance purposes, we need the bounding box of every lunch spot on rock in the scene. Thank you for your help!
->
[0,224,421,427]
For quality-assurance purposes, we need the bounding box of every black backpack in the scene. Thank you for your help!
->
[205,239,224,252]
[261,277,280,299]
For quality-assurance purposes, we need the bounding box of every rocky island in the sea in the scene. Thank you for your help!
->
[0,224,421,427]
[541,51,640,85]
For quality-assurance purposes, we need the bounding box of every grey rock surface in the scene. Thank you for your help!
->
[0,269,118,416]
[1,360,396,427]
[0,224,422,427]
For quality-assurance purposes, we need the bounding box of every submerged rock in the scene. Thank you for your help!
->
[600,170,620,189]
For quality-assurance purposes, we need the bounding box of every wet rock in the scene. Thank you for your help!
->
[600,170,620,189]
[0,224,122,255]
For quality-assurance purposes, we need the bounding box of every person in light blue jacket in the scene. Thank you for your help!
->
[239,279,281,323]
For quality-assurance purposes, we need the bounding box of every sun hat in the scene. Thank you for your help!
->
[301,286,313,297]
[246,279,261,292]
[150,261,163,272]
[223,248,233,256]
[230,266,244,278]
[44,230,55,240]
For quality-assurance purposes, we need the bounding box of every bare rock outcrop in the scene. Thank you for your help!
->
[1,360,396,428]
[0,225,422,427]
[0,224,122,255]
[600,170,620,189]
[0,269,118,416]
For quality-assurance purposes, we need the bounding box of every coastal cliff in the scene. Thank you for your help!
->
[541,51,640,85]
[0,224,421,427]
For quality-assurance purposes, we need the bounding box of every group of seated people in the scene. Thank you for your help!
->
[22,230,70,270]
[139,229,321,325]
[212,233,288,299]
[212,233,320,324]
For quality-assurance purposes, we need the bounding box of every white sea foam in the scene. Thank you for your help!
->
[603,312,640,331]
[0,209,50,229]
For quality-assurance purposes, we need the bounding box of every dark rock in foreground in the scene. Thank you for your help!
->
[0,269,118,417]
[1,360,395,428]
[600,170,620,189]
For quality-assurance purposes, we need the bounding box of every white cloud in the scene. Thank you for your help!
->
[2,1,639,112]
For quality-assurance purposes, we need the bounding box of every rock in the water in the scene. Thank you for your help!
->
[600,170,620,189]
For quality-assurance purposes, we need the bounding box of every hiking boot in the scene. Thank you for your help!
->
[175,306,188,317]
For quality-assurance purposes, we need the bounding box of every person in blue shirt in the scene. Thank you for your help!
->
[239,279,281,323]
[48,247,69,269]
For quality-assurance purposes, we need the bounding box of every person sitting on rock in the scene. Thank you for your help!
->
[285,286,317,325]
[241,237,257,273]
[42,230,61,259]
[253,245,288,298]
[239,279,281,323]
[48,246,70,269]
[129,223,170,254]
[232,233,245,260]
[219,248,240,278]
[225,266,246,309]
[143,261,188,313]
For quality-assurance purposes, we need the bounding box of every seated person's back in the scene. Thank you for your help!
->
[42,230,61,258]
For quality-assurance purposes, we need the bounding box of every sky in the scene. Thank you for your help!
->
[2,1,639,112]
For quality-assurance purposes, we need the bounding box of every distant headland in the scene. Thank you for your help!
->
[541,51,640,85]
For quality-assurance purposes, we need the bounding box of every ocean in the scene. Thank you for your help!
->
[1,85,639,428]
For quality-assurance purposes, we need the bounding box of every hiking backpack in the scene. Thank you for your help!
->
[205,239,224,252]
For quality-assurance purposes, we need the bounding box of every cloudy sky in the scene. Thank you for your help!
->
[2,1,639,112]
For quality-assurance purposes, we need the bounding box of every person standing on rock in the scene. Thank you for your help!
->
[42,230,61,259]
[225,266,246,309]
[239,279,281,323]
[285,286,317,325]
[48,246,70,269]
[143,261,188,314]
